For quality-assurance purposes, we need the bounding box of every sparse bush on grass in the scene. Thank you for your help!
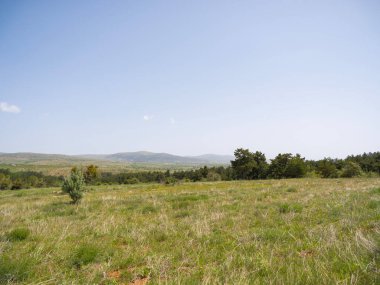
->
[71,244,101,268]
[151,230,168,242]
[278,203,303,213]
[175,211,190,218]
[172,201,190,210]
[279,203,291,213]
[62,169,85,204]
[286,187,297,192]
[370,187,380,194]
[42,202,76,217]
[6,228,30,241]
[0,255,33,283]
[141,205,158,214]
[367,200,379,209]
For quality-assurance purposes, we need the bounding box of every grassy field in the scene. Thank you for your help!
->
[0,179,379,284]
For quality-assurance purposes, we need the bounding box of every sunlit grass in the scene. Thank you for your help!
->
[0,178,379,284]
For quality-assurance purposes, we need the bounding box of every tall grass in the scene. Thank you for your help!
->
[0,178,379,284]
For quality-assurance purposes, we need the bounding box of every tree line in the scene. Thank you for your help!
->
[0,150,379,190]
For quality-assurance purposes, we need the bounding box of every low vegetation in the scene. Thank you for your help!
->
[1,150,379,191]
[0,178,379,284]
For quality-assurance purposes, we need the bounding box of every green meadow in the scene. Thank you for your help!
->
[1,178,379,284]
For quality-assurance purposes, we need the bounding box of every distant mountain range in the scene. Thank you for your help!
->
[0,151,233,165]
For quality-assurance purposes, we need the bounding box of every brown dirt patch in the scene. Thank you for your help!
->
[299,250,314,257]
[107,270,121,279]
[129,277,149,285]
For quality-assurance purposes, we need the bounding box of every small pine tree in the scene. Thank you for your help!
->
[62,169,85,204]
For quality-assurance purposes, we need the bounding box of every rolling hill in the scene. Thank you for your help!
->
[0,151,233,165]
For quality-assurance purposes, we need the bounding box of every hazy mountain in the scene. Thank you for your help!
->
[81,151,233,164]
[0,152,84,164]
[0,151,233,165]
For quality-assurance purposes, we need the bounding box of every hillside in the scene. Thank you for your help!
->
[0,151,233,165]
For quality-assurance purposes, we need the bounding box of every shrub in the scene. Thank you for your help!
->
[317,159,339,178]
[0,255,32,283]
[6,228,30,241]
[278,203,303,213]
[286,187,297,192]
[370,187,380,194]
[341,161,362,178]
[142,205,158,214]
[279,203,290,213]
[71,244,100,268]
[62,169,85,204]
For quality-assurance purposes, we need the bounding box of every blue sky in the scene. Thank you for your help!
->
[1,0,379,159]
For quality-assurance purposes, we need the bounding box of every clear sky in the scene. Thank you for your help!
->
[1,0,379,159]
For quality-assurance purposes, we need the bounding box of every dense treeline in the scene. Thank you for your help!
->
[0,150,379,190]
[0,169,63,190]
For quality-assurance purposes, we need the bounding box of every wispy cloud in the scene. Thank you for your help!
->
[0,102,21,113]
[143,115,153,121]
[170,117,176,124]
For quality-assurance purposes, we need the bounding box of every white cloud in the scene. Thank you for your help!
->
[0,102,21,113]
[170,117,176,124]
[143,115,153,121]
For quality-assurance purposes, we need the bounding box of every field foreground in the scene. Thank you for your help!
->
[0,179,379,284]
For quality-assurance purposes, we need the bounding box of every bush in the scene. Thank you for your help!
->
[0,255,32,283]
[62,169,85,204]
[317,159,339,178]
[341,162,362,178]
[71,244,100,268]
[6,228,30,241]
[278,203,303,213]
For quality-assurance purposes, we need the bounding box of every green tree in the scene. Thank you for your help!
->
[341,161,362,178]
[268,153,306,178]
[231,148,268,180]
[62,169,85,204]
[317,159,339,178]
[284,154,307,178]
[268,153,292,179]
